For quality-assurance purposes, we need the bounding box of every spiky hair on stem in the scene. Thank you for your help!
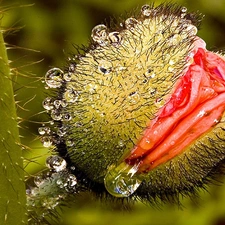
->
[32,3,225,219]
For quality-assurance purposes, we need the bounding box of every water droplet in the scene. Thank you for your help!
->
[91,24,108,46]
[186,24,198,35]
[75,121,83,127]
[42,97,54,110]
[66,174,77,187]
[38,126,51,135]
[41,136,53,148]
[118,140,124,147]
[62,113,72,121]
[181,6,187,13]
[128,91,140,105]
[38,127,46,135]
[34,176,44,187]
[53,100,62,109]
[64,87,79,103]
[108,32,122,45]
[141,4,151,17]
[51,109,62,121]
[57,126,67,137]
[63,73,72,82]
[66,139,74,147]
[46,155,67,172]
[45,68,64,88]
[98,60,112,74]
[104,162,142,197]
[125,17,138,30]
[180,6,187,18]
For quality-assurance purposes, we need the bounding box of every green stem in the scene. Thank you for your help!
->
[0,23,27,224]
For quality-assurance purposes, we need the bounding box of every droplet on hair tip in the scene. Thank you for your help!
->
[46,155,67,172]
[45,68,64,88]
[91,24,109,46]
[141,4,151,17]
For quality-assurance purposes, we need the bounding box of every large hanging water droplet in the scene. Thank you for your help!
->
[45,68,64,88]
[104,162,142,197]
[91,24,109,46]
[46,155,67,172]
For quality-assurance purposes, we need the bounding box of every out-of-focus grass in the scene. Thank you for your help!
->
[2,0,225,224]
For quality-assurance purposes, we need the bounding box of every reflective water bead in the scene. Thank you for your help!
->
[91,24,108,46]
[62,113,72,121]
[98,60,113,74]
[41,136,53,148]
[186,24,198,35]
[42,97,54,110]
[128,91,140,105]
[104,162,142,197]
[64,87,79,103]
[63,73,72,82]
[53,100,63,109]
[34,175,44,187]
[180,7,187,18]
[125,18,138,30]
[51,109,62,121]
[141,4,151,17]
[38,126,51,135]
[66,139,74,147]
[45,68,64,88]
[46,155,67,172]
[66,174,77,187]
[108,32,122,45]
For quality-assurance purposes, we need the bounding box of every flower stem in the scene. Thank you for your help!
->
[0,20,27,224]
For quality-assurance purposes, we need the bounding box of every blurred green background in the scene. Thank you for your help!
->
[2,0,225,224]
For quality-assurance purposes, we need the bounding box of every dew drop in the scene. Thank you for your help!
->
[104,162,142,197]
[125,17,138,30]
[34,176,44,187]
[41,136,53,148]
[118,140,124,147]
[186,24,198,35]
[38,126,51,135]
[57,126,67,137]
[66,139,74,147]
[62,113,72,121]
[108,31,122,45]
[141,4,151,17]
[98,60,112,74]
[45,68,64,88]
[91,24,108,46]
[64,87,79,103]
[42,97,54,110]
[66,174,77,187]
[51,109,62,121]
[46,155,67,172]
[181,6,187,13]
[128,91,140,105]
[63,73,72,82]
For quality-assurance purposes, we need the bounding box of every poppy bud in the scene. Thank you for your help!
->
[41,3,225,203]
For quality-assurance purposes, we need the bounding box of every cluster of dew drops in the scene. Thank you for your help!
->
[30,3,196,205]
[38,4,160,167]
